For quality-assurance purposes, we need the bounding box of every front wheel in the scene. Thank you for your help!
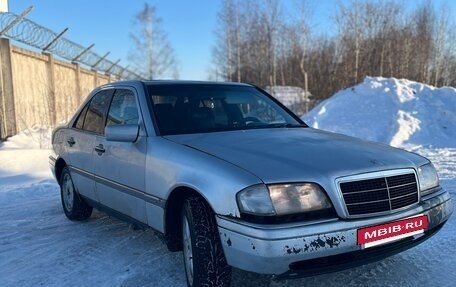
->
[60,166,92,220]
[182,197,232,287]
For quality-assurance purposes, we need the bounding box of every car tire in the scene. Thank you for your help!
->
[182,197,232,287]
[59,166,93,220]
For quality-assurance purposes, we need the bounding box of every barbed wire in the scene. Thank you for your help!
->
[0,11,143,80]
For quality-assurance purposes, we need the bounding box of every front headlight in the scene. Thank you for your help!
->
[236,184,275,215]
[417,163,439,195]
[237,183,332,216]
[268,184,332,215]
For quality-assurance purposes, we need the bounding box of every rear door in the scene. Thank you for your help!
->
[92,88,147,222]
[65,89,113,201]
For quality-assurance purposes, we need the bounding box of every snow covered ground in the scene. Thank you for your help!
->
[1,77,455,286]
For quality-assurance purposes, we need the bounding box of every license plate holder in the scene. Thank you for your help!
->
[357,214,428,248]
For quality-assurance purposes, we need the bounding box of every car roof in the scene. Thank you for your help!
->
[103,79,253,88]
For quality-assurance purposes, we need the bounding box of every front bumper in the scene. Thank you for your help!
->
[217,189,452,277]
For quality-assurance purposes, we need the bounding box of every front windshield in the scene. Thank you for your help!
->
[147,84,305,135]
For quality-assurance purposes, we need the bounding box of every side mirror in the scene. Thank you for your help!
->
[105,124,139,142]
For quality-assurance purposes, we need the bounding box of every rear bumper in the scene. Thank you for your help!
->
[217,189,453,277]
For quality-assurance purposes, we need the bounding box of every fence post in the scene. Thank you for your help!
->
[93,70,98,88]
[0,38,16,139]
[74,62,82,105]
[44,52,56,126]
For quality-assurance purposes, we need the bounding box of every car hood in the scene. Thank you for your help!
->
[165,128,428,184]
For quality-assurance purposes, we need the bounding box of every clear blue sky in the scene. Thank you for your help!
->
[7,0,455,80]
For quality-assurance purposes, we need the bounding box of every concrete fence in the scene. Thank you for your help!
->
[0,38,118,140]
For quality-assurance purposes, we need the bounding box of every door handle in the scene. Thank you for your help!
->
[67,137,76,147]
[94,144,105,155]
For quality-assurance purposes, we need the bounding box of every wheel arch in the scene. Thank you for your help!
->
[164,186,213,252]
[55,157,68,184]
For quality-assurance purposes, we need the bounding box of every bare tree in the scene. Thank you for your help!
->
[129,3,178,80]
[290,0,313,108]
[439,24,456,86]
[212,0,242,81]
[431,3,453,86]
[262,0,281,88]
[335,0,362,84]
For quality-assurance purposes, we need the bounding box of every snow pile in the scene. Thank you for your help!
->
[0,127,53,190]
[1,126,52,149]
[303,77,456,148]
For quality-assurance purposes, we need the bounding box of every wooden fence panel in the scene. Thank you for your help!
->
[0,39,118,139]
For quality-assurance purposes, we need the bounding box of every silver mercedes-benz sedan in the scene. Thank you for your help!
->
[50,80,452,287]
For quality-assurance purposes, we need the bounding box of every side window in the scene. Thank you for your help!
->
[107,89,139,126]
[73,103,89,129]
[82,90,112,134]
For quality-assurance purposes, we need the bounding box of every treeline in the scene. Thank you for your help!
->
[211,0,456,103]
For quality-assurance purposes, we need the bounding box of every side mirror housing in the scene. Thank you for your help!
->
[105,124,139,142]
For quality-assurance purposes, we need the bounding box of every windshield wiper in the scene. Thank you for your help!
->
[266,123,307,128]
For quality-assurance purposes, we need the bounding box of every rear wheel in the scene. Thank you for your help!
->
[60,166,92,220]
[182,197,232,287]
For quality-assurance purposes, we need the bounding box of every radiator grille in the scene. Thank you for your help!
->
[339,173,418,216]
